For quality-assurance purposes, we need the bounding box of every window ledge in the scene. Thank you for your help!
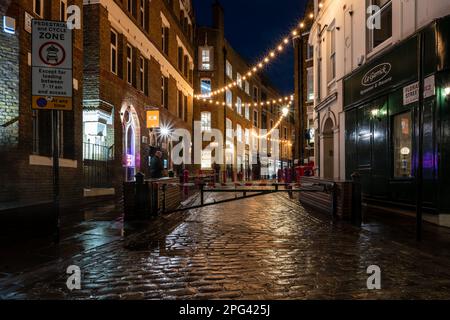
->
[367,38,393,61]
[29,155,78,168]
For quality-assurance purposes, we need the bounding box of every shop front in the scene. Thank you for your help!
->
[344,15,450,218]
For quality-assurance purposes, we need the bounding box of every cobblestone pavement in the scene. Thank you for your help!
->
[2,193,450,300]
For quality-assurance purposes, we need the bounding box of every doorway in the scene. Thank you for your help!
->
[323,118,334,179]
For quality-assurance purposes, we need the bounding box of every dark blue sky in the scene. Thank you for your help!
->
[193,0,308,95]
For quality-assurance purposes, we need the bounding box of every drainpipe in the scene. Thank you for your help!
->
[416,32,425,241]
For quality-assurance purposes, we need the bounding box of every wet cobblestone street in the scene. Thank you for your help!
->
[2,193,450,300]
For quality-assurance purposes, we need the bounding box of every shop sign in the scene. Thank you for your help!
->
[344,36,418,108]
[146,110,160,128]
[403,82,419,105]
[424,75,435,99]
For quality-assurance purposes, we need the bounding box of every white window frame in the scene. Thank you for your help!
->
[245,128,250,145]
[237,73,242,88]
[200,47,212,71]
[226,89,233,108]
[226,60,233,79]
[367,0,393,54]
[34,0,44,17]
[307,67,314,102]
[126,45,133,85]
[327,22,336,84]
[139,56,145,92]
[245,105,250,120]
[236,97,242,115]
[236,124,243,143]
[201,112,212,132]
[110,30,118,75]
[226,118,233,139]
[253,110,258,127]
[245,81,250,95]
[200,78,212,96]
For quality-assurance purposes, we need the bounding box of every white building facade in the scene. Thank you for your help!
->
[309,0,450,181]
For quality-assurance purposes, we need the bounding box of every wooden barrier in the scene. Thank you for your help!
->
[299,177,354,220]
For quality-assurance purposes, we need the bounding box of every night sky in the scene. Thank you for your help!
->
[193,0,308,95]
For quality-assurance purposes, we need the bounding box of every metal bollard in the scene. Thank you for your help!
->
[161,183,167,214]
[200,183,205,206]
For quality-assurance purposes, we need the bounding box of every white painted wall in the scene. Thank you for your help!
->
[309,0,450,180]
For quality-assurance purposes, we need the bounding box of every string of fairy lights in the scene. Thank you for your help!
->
[194,10,316,100]
[193,8,318,142]
[196,94,294,108]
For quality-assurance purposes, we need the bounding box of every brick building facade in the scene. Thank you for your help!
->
[0,0,84,208]
[193,2,295,180]
[82,0,195,196]
[293,0,315,166]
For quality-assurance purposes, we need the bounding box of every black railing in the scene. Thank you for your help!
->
[83,142,114,188]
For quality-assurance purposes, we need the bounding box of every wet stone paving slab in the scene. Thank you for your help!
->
[2,193,450,300]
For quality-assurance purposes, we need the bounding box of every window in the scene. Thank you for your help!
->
[161,76,168,109]
[201,150,212,169]
[177,90,183,118]
[127,0,137,17]
[245,81,250,95]
[368,0,392,52]
[236,125,243,143]
[245,105,250,120]
[60,0,67,21]
[236,73,242,88]
[34,0,43,17]
[126,45,133,85]
[393,112,413,178]
[328,23,336,82]
[200,47,212,70]
[253,110,258,127]
[183,95,188,122]
[110,30,118,75]
[226,118,233,139]
[183,55,189,77]
[284,127,288,140]
[253,86,259,103]
[226,60,233,79]
[226,89,233,108]
[236,97,242,115]
[162,25,169,55]
[245,129,250,145]
[139,57,144,92]
[201,112,211,131]
[307,67,314,101]
[306,44,314,60]
[178,47,183,70]
[140,0,145,28]
[201,78,212,96]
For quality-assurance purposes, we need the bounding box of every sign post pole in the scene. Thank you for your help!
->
[52,110,60,244]
[31,20,72,244]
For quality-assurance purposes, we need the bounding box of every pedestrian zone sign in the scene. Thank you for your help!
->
[31,20,73,111]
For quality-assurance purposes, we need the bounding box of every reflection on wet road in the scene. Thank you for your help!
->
[2,193,450,299]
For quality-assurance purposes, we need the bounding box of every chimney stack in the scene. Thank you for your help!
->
[212,0,224,33]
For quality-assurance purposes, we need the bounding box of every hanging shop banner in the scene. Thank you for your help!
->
[344,36,418,108]
[146,110,160,128]
[31,20,73,111]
